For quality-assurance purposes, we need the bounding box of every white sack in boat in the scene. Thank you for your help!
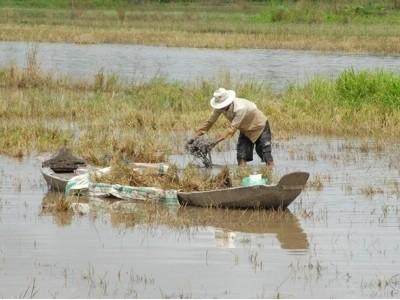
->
[65,164,178,203]
[64,167,111,196]
[89,183,166,201]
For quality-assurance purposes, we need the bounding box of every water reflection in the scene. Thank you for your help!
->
[40,192,308,250]
[40,192,75,226]
[174,207,309,250]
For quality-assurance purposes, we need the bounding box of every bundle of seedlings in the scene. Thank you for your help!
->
[179,164,232,191]
[91,162,176,188]
[185,136,215,168]
[93,161,232,192]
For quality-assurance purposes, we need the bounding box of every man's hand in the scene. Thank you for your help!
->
[187,137,195,145]
[186,131,203,146]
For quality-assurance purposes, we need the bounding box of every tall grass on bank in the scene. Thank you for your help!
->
[280,69,400,136]
[336,69,400,108]
[1,60,400,161]
[1,2,400,53]
[252,1,400,24]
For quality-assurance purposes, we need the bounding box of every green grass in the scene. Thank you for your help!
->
[284,69,400,110]
[2,0,400,24]
[336,69,400,108]
[1,57,400,161]
[0,0,128,9]
[1,1,400,53]
[251,1,400,25]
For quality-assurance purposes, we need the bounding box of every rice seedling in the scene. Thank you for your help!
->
[18,278,38,299]
[41,193,65,211]
[343,183,353,195]
[306,150,317,161]
[95,161,232,192]
[360,275,399,296]
[306,175,324,191]
[360,185,385,197]
[249,250,263,272]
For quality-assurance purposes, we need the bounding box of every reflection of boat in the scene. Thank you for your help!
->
[109,202,309,250]
[177,172,309,210]
[176,207,309,250]
[40,190,308,250]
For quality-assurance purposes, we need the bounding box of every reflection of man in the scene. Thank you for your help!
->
[190,88,273,167]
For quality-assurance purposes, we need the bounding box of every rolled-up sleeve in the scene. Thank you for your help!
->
[196,109,222,134]
[219,107,247,139]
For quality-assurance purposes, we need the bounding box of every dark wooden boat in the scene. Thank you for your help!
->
[41,148,86,192]
[177,171,309,209]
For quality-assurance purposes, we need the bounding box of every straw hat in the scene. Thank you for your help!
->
[210,88,236,109]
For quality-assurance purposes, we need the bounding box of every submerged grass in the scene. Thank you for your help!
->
[1,56,400,162]
[41,192,74,225]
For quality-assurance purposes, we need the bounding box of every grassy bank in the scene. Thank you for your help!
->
[1,57,399,162]
[1,1,400,54]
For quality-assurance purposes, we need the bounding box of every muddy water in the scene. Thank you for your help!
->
[1,136,400,298]
[1,41,400,91]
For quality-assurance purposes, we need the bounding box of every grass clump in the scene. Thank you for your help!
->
[335,69,400,109]
[280,69,400,136]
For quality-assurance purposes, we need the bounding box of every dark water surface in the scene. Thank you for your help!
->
[1,136,399,298]
[1,41,400,90]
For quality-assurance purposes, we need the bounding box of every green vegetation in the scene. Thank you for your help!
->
[1,52,399,161]
[252,1,400,24]
[0,0,168,9]
[1,1,400,53]
[286,68,400,110]
[336,69,400,108]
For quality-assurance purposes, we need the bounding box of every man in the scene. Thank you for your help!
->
[189,87,274,166]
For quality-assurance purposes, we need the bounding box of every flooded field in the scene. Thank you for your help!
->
[1,136,399,298]
[1,41,400,91]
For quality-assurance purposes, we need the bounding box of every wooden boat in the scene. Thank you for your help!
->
[41,167,78,192]
[41,147,87,193]
[41,155,170,193]
[177,171,309,209]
